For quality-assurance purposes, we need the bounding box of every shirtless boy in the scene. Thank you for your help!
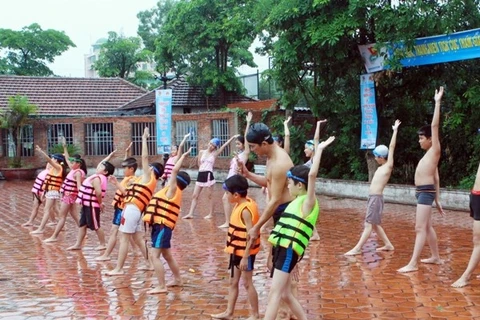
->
[345,120,400,255]
[397,86,445,273]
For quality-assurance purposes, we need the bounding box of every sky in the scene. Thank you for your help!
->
[0,0,267,77]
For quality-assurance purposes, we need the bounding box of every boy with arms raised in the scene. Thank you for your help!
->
[398,87,445,273]
[211,174,260,320]
[345,120,400,255]
[143,148,192,294]
[264,136,335,320]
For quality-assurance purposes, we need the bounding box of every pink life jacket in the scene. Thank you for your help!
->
[60,169,85,194]
[31,169,49,195]
[75,174,107,208]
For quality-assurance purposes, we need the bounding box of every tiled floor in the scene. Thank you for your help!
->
[1,179,479,319]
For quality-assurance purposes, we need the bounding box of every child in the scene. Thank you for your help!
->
[264,136,335,320]
[96,144,141,261]
[398,87,445,273]
[219,112,252,228]
[183,134,239,219]
[106,127,164,275]
[66,156,116,251]
[31,147,67,234]
[162,133,190,184]
[44,140,87,242]
[451,160,480,287]
[143,148,192,294]
[211,174,260,319]
[22,163,51,226]
[344,120,400,255]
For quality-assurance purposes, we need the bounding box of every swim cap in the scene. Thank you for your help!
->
[305,140,314,150]
[50,153,65,163]
[373,145,388,158]
[210,138,221,148]
[246,123,273,145]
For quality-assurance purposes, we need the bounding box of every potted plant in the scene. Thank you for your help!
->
[0,95,39,180]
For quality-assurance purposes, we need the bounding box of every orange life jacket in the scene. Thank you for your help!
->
[124,173,157,212]
[111,176,137,209]
[42,167,63,191]
[143,186,182,229]
[225,197,261,257]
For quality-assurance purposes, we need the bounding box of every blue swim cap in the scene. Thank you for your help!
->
[210,138,221,148]
[305,140,314,150]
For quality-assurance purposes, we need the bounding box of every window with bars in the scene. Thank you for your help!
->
[84,123,114,156]
[131,122,157,156]
[212,119,230,157]
[175,120,198,156]
[47,123,73,153]
[2,125,34,157]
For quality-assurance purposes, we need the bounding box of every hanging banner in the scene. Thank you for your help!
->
[155,89,173,154]
[359,28,480,72]
[360,74,378,150]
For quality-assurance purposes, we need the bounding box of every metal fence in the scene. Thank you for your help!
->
[84,123,114,156]
[131,122,157,156]
[47,123,73,153]
[175,120,198,156]
[212,119,230,157]
[1,125,34,157]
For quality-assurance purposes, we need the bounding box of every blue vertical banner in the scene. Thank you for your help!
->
[360,74,378,149]
[155,89,173,154]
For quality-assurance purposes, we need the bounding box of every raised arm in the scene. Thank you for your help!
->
[178,133,191,154]
[431,86,444,153]
[61,137,73,169]
[239,112,253,163]
[386,120,401,168]
[141,127,150,182]
[166,147,192,198]
[313,119,327,147]
[216,134,240,157]
[303,136,335,216]
[35,145,62,171]
[101,149,117,163]
[283,116,291,154]
[124,142,133,160]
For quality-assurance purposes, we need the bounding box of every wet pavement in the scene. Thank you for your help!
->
[1,179,480,319]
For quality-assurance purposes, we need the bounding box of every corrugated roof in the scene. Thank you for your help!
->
[0,76,147,117]
[120,75,256,110]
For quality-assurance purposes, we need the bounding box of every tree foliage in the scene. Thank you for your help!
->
[0,23,75,76]
[93,31,152,79]
[256,0,480,187]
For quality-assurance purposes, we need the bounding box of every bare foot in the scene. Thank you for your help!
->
[44,237,58,243]
[105,269,125,276]
[204,214,213,219]
[138,264,154,271]
[451,277,470,288]
[66,245,82,251]
[344,249,362,256]
[166,279,183,287]
[310,234,320,241]
[217,223,229,228]
[94,245,107,251]
[95,255,111,261]
[47,222,57,227]
[30,229,44,235]
[420,257,443,264]
[147,286,167,294]
[376,245,394,252]
[397,265,418,273]
[22,221,33,227]
[183,214,193,219]
[211,311,233,319]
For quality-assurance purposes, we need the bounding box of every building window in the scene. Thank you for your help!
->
[175,121,197,156]
[131,122,156,156]
[47,123,73,153]
[212,119,230,157]
[2,125,34,157]
[84,123,113,156]
[183,108,191,114]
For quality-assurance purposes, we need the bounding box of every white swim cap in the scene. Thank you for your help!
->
[373,145,388,158]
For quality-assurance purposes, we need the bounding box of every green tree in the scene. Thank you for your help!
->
[0,95,38,168]
[0,23,75,76]
[93,31,151,79]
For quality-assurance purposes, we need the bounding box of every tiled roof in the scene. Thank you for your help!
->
[120,75,256,110]
[0,76,147,117]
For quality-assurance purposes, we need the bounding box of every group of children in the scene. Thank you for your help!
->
[21,86,480,319]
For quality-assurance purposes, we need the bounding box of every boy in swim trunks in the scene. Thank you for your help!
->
[211,174,260,319]
[345,120,400,255]
[398,87,445,273]
[451,160,480,287]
